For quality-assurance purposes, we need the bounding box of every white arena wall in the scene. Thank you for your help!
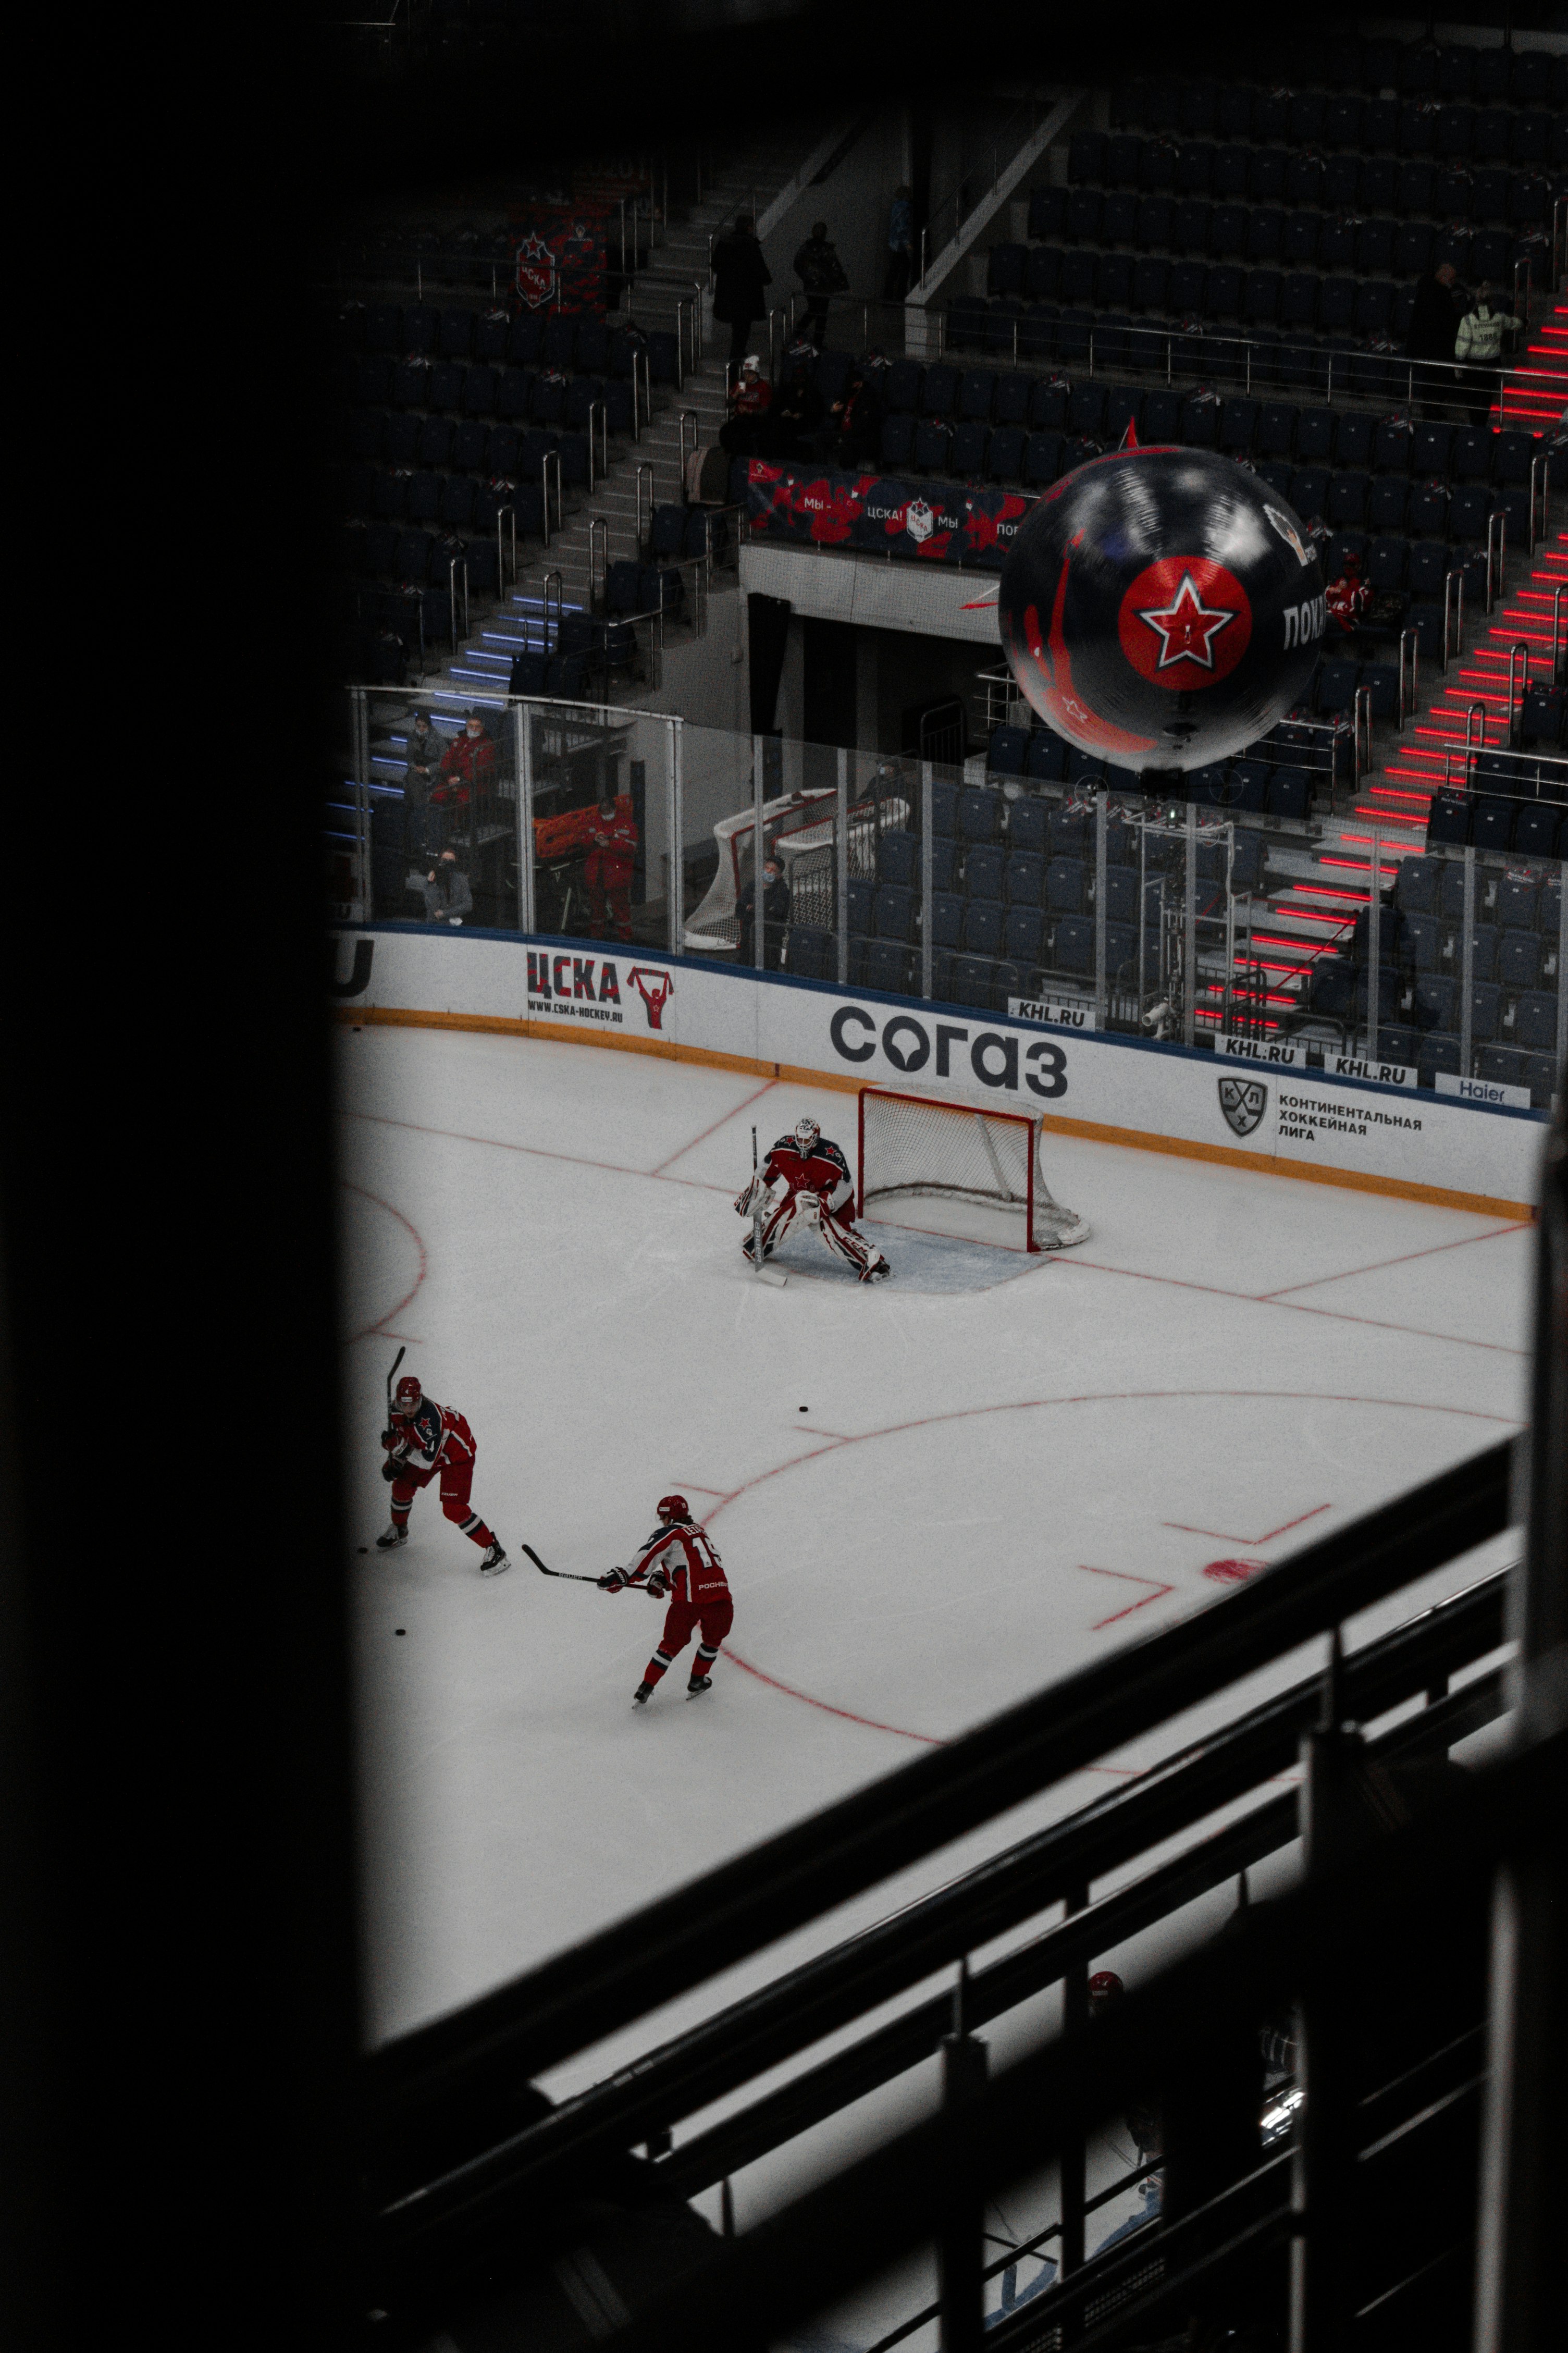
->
[329,928,1547,1220]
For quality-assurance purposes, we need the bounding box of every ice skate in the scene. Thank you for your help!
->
[632,1681,654,1707]
[860,1256,892,1283]
[686,1675,713,1699]
[478,1542,510,1578]
[375,1522,408,1551]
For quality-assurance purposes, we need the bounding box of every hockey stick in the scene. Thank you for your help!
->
[521,1543,603,1586]
[749,1125,788,1288]
[385,1345,405,1424]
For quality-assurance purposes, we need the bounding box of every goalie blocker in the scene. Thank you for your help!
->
[857,1087,1089,1252]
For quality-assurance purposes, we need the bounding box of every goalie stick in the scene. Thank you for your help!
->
[521,1543,603,1586]
[748,1124,788,1287]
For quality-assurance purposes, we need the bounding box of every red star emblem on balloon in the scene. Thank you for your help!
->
[1133,571,1238,672]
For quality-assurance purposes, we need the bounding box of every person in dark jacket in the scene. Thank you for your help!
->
[720,355,773,457]
[711,214,772,369]
[832,364,886,469]
[767,366,825,461]
[402,709,442,860]
[793,221,848,350]
[423,848,474,926]
[884,186,914,303]
[736,856,791,970]
[1404,261,1462,418]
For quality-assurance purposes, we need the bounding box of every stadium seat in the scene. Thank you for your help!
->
[1004,903,1046,964]
[951,422,989,476]
[1023,430,1063,487]
[1053,915,1095,976]
[928,892,964,950]
[1008,787,1053,843]
[1046,858,1086,915]
[1368,480,1410,534]
[964,844,1006,903]
[913,421,952,472]
[1266,768,1311,820]
[958,787,1002,842]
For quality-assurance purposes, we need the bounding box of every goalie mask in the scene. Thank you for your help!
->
[656,1494,692,1524]
[793,1117,821,1154]
[393,1375,423,1415]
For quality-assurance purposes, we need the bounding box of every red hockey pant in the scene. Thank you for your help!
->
[390,1456,494,1548]
[587,876,632,941]
[644,1593,734,1687]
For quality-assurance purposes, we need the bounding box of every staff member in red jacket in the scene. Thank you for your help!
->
[585,793,637,942]
[432,712,498,848]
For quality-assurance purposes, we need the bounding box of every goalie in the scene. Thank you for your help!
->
[735,1116,891,1282]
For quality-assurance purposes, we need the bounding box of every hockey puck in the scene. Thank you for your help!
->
[357,1545,368,1554]
[395,1629,406,1637]
[799,1405,808,1412]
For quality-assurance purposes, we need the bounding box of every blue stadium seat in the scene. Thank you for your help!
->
[1023,431,1063,487]
[958,787,1002,841]
[929,893,964,949]
[1046,858,1085,914]
[875,831,919,889]
[1004,904,1046,964]
[1266,768,1311,820]
[964,845,1006,903]
[1053,915,1095,976]
[1009,785,1054,839]
[1004,851,1046,905]
[962,903,1005,957]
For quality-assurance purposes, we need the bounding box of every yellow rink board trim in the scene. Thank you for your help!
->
[336,1005,1536,1223]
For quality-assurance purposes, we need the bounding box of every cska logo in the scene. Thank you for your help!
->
[905,498,934,545]
[515,233,558,310]
[1135,572,1237,671]
[626,966,674,1030]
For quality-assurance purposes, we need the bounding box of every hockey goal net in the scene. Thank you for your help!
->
[857,1088,1091,1252]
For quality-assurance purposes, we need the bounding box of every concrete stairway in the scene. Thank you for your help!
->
[421,138,824,706]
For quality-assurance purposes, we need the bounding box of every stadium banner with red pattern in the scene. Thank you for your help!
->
[512,204,609,314]
[746,463,1035,570]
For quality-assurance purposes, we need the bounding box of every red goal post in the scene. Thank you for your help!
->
[856,1088,1091,1253]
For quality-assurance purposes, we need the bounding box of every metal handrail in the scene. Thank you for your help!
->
[540,449,563,549]
[588,400,608,491]
[915,91,1058,291]
[541,569,563,653]
[1506,642,1530,749]
[447,555,468,648]
[1442,568,1464,673]
[1396,629,1418,734]
[1528,452,1547,557]
[1486,509,1507,612]
[1352,685,1371,785]
[587,518,609,617]
[495,501,516,595]
[1464,698,1488,791]
[1554,583,1566,687]
[677,409,699,502]
[633,463,653,560]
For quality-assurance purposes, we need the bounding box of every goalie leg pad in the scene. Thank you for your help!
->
[757,1192,799,1255]
[816,1205,875,1273]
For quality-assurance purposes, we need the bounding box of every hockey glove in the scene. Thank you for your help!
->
[644,1568,670,1599]
[733,1176,762,1219]
[598,1569,627,1593]
[381,1456,401,1482]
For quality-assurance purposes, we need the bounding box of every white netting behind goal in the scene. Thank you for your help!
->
[858,1089,1091,1251]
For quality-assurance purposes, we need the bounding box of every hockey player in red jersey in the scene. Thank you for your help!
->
[599,1495,733,1704]
[376,1374,510,1575]
[584,794,637,942]
[734,1116,891,1281]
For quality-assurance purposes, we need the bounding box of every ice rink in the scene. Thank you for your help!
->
[338,1020,1533,2143]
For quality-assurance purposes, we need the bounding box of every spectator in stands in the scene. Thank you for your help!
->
[432,710,497,841]
[1454,284,1514,427]
[422,849,474,927]
[1404,260,1463,418]
[768,364,826,461]
[736,855,791,970]
[832,363,886,469]
[883,185,914,303]
[1326,550,1372,642]
[584,793,637,943]
[720,356,772,458]
[793,221,848,350]
[711,214,772,371]
[403,709,443,859]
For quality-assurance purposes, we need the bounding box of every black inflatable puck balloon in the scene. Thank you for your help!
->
[998,447,1326,773]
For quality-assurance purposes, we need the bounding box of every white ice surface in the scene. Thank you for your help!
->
[338,1024,1531,2164]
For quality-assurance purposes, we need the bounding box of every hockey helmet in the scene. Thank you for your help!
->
[1088,1970,1125,2003]
[656,1494,692,1524]
[393,1374,423,1414]
[793,1116,821,1153]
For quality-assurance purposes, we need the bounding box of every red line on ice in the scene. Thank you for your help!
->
[341,1180,428,1341]
[1076,1563,1177,1630]
[648,1077,780,1176]
[722,1650,945,1744]
[1257,1221,1530,1301]
[1164,1501,1331,1546]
